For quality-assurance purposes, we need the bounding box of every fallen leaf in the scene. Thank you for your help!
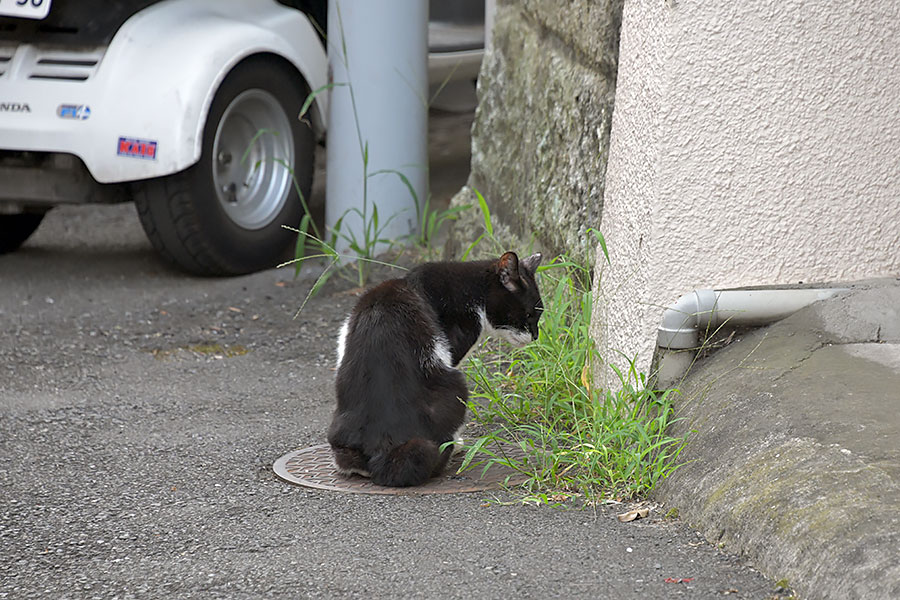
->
[227,306,242,313]
[664,578,694,584]
[580,363,591,394]
[617,507,650,522]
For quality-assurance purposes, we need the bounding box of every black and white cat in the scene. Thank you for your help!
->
[327,251,543,487]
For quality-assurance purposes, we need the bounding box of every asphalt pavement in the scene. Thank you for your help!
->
[0,111,785,599]
[0,201,785,599]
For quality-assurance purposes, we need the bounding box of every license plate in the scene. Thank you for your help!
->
[0,0,51,20]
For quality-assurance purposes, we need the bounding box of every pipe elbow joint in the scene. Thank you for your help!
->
[657,289,717,349]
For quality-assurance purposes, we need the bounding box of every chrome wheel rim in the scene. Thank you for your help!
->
[211,89,294,230]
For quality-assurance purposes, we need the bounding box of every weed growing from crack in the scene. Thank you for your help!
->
[454,202,688,504]
[457,258,688,503]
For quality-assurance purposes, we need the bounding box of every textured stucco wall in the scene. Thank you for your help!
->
[445,0,622,261]
[592,0,900,374]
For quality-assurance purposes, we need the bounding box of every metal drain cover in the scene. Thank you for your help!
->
[273,444,529,495]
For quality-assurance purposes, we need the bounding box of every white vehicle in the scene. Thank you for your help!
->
[0,0,483,274]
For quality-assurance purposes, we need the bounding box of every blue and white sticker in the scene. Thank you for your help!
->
[57,104,90,120]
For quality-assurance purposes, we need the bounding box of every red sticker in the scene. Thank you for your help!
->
[117,137,157,160]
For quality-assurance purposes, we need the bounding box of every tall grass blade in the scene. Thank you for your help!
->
[300,82,347,120]
[588,227,610,265]
[473,188,493,237]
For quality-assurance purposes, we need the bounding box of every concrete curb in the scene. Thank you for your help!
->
[654,280,900,600]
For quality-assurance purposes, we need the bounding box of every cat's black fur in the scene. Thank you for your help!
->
[328,251,543,487]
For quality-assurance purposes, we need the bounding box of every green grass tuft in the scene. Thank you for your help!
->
[457,255,689,504]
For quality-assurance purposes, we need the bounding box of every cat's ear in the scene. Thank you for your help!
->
[521,253,542,275]
[498,251,521,292]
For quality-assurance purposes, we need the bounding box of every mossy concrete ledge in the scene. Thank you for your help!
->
[444,0,621,261]
[654,281,900,600]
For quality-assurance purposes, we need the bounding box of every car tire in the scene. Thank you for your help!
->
[134,58,314,276]
[0,212,45,254]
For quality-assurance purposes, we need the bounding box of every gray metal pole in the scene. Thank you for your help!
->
[485,0,496,51]
[326,0,428,261]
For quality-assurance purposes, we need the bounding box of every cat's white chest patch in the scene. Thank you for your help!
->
[422,334,453,371]
[432,335,453,369]
[335,317,350,368]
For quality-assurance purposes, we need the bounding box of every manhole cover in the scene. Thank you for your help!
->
[274,444,530,495]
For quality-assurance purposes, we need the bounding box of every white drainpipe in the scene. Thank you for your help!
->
[655,288,850,388]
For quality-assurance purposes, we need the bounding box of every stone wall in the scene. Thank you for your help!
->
[445,0,623,261]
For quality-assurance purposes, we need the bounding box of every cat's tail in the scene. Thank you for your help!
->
[368,438,446,487]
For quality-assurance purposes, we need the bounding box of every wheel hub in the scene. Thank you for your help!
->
[211,89,294,230]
